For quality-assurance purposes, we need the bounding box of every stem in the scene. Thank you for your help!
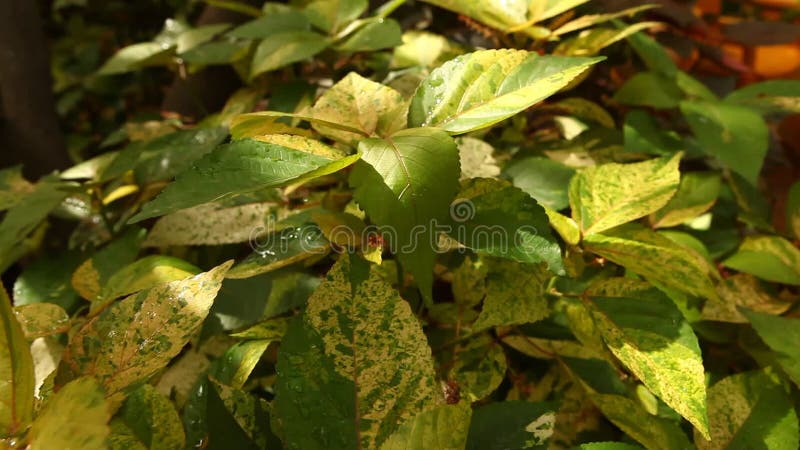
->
[376,0,407,19]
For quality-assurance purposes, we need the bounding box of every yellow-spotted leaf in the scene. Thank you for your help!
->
[457,137,500,180]
[583,224,717,300]
[723,235,800,285]
[473,259,551,331]
[273,256,441,449]
[586,278,709,438]
[109,384,185,450]
[71,227,146,301]
[588,394,692,450]
[309,72,407,144]
[27,377,110,450]
[569,153,681,235]
[408,49,602,134]
[696,369,798,450]
[0,284,34,437]
[12,303,69,339]
[381,403,472,450]
[702,274,793,323]
[56,261,231,397]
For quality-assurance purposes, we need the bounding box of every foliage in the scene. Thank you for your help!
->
[2,0,800,449]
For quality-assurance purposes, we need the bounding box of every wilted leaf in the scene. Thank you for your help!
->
[408,49,601,134]
[57,262,231,397]
[12,303,69,339]
[696,368,798,450]
[310,72,407,144]
[109,384,185,450]
[27,377,110,450]
[569,153,681,234]
[350,127,460,302]
[585,278,709,437]
[0,284,34,437]
[273,256,441,449]
[723,235,800,285]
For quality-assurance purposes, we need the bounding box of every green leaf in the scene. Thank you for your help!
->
[584,224,717,300]
[12,303,70,339]
[788,181,800,239]
[569,153,681,235]
[466,401,556,450]
[130,139,355,222]
[504,157,575,210]
[0,284,34,437]
[71,227,146,301]
[623,110,683,156]
[473,259,550,330]
[227,10,310,39]
[207,379,273,449]
[0,178,69,268]
[336,19,403,52]
[623,30,678,77]
[585,278,709,437]
[614,72,682,109]
[109,384,185,450]
[680,100,768,185]
[143,202,274,247]
[56,261,231,398]
[419,0,530,31]
[408,49,601,134]
[722,235,800,285]
[380,403,472,450]
[575,443,643,450]
[304,0,367,33]
[175,23,230,53]
[180,41,249,65]
[588,394,691,450]
[273,256,441,449]
[97,42,173,75]
[391,31,461,69]
[94,256,200,313]
[696,369,798,450]
[742,310,800,386]
[452,178,564,273]
[309,72,407,144]
[0,166,33,211]
[27,377,110,450]
[13,251,83,312]
[250,31,328,79]
[725,80,800,114]
[651,172,721,228]
[349,128,460,302]
[226,223,329,279]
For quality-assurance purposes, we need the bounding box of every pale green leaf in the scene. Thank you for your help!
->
[544,207,580,246]
[588,394,691,450]
[349,127,460,302]
[250,31,328,79]
[129,139,354,222]
[569,153,681,234]
[725,80,800,114]
[742,310,800,386]
[210,340,269,389]
[0,284,34,437]
[723,235,800,285]
[27,377,110,450]
[583,224,717,300]
[552,5,655,36]
[230,317,290,341]
[304,0,366,33]
[12,303,69,340]
[227,10,309,39]
[97,42,172,75]
[56,262,231,397]
[419,0,529,30]
[109,384,185,450]
[143,202,274,247]
[651,172,721,228]
[273,256,441,449]
[680,100,768,185]
[614,72,682,109]
[310,72,407,144]
[336,18,402,52]
[586,278,709,437]
[457,137,500,180]
[391,31,461,69]
[230,111,365,140]
[696,368,798,450]
[381,403,472,450]
[473,259,550,330]
[175,23,230,53]
[408,49,601,134]
[180,41,249,65]
[505,157,575,210]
